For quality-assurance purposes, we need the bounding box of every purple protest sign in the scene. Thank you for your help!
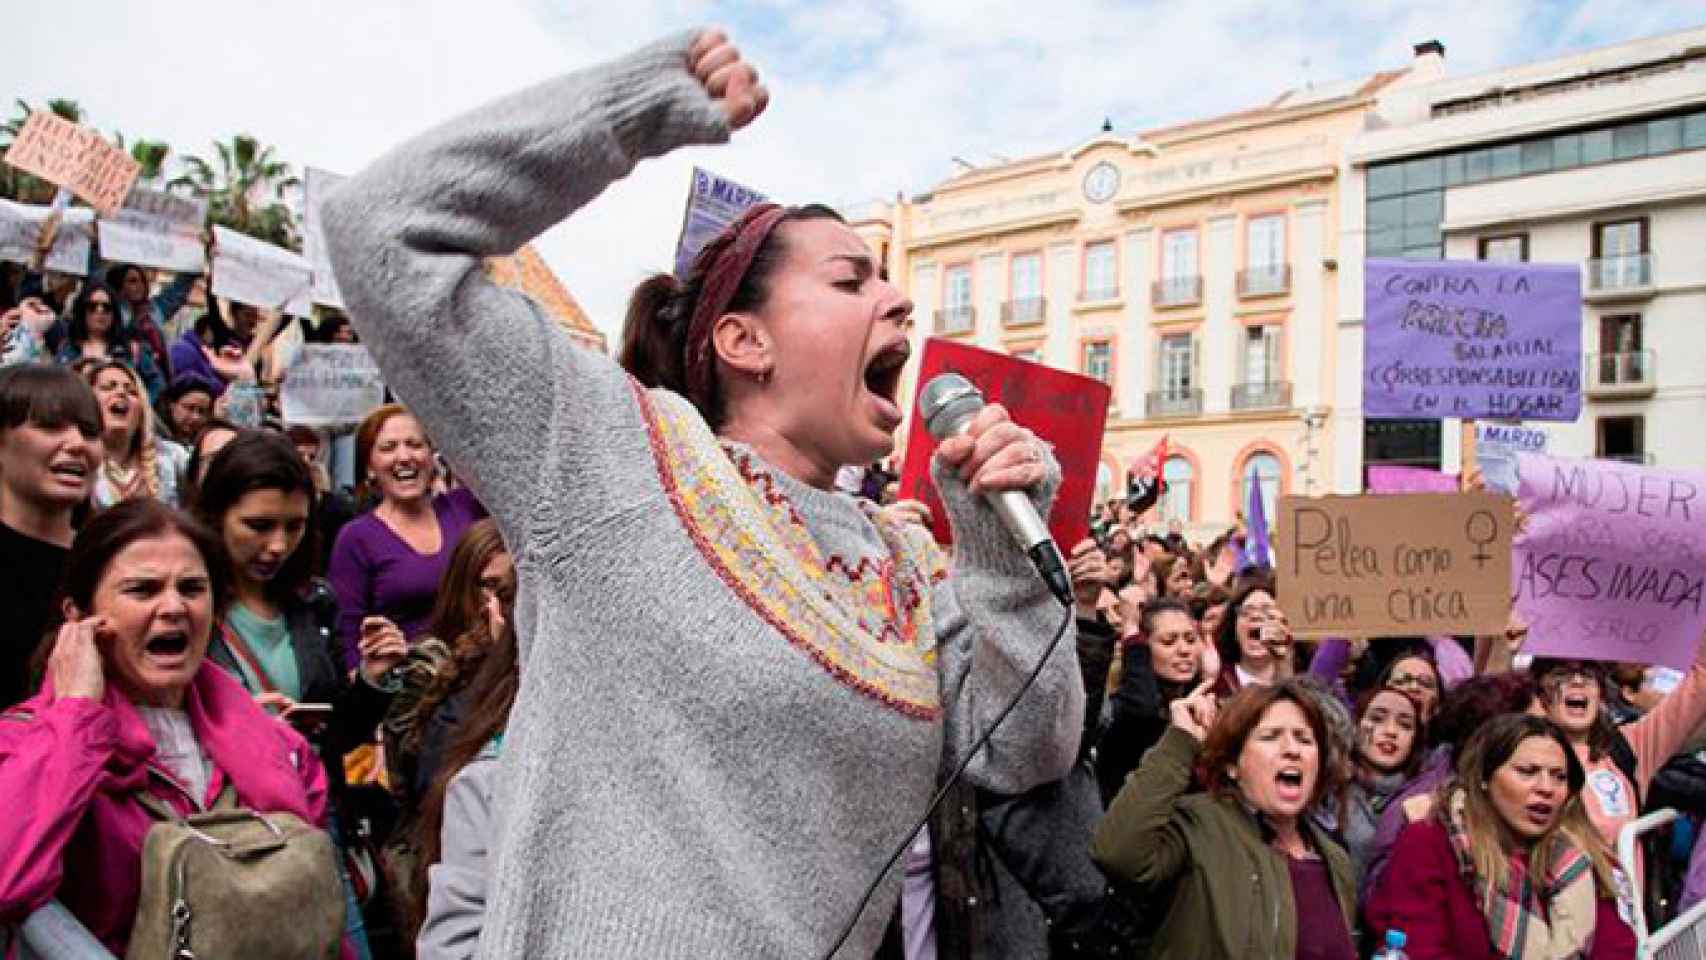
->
[672,167,767,278]
[1368,465,1459,494]
[1514,452,1706,668]
[1363,258,1582,422]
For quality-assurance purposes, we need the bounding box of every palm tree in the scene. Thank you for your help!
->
[112,133,173,186]
[1,98,86,203]
[169,134,301,249]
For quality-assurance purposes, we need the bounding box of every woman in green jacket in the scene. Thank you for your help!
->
[1092,678,1358,959]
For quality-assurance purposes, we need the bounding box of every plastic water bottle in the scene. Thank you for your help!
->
[1372,929,1410,960]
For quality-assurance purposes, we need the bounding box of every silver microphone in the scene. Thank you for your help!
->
[918,373,1072,606]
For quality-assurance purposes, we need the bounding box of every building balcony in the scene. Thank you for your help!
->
[1001,297,1046,328]
[1152,276,1202,308]
[1584,254,1654,303]
[1600,452,1654,466]
[934,306,975,335]
[1237,264,1291,298]
[1146,389,1203,419]
[1231,380,1293,411]
[1585,350,1655,398]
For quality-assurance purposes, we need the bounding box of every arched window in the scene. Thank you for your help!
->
[1240,451,1283,521]
[1160,455,1193,523]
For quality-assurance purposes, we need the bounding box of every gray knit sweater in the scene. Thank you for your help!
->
[322,31,1082,959]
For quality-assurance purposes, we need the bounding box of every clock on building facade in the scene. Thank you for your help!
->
[1082,161,1121,203]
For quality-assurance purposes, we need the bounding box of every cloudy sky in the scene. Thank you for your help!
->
[6,1,1701,343]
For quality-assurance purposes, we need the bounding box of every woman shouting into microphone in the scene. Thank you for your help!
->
[322,28,1081,959]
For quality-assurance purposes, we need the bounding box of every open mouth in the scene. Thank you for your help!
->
[1525,802,1556,825]
[49,459,90,483]
[390,463,422,482]
[145,631,191,658]
[862,339,910,428]
[1274,768,1307,800]
[1563,694,1591,712]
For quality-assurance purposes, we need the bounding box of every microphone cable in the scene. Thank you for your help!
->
[818,600,1076,959]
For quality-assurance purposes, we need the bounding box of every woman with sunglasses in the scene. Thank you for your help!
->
[1532,640,1706,847]
[57,282,164,401]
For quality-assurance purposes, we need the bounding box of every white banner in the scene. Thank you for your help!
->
[302,167,345,309]
[280,344,385,426]
[97,186,207,273]
[0,200,94,275]
[211,225,312,317]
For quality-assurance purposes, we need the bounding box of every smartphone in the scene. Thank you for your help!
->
[281,702,333,731]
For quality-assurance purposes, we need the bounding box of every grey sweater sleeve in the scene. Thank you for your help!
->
[319,32,729,529]
[417,758,497,960]
[931,453,1084,794]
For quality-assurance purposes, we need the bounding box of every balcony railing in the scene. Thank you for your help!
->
[1152,276,1202,308]
[1586,350,1655,395]
[1600,451,1655,466]
[1238,264,1291,297]
[1001,297,1046,327]
[1586,253,1653,292]
[1231,380,1293,410]
[1077,286,1119,303]
[1146,389,1203,418]
[934,306,975,334]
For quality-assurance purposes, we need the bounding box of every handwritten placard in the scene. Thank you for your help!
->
[897,338,1111,550]
[97,186,208,273]
[280,344,385,426]
[673,167,767,279]
[0,200,95,274]
[1276,492,1513,637]
[1514,453,1706,668]
[1363,258,1582,422]
[1368,465,1459,494]
[1476,422,1548,496]
[2,112,140,217]
[211,226,312,317]
[302,167,346,309]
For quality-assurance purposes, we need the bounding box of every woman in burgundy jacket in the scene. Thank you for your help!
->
[1364,714,1635,960]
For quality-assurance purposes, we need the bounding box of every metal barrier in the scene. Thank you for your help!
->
[1620,809,1706,960]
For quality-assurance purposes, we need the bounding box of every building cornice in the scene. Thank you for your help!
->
[906,209,1083,253]
[1114,164,1338,212]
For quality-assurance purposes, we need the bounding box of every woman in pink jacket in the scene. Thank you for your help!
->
[0,498,342,956]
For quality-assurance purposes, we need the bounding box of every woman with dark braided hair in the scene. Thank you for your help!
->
[322,27,1081,958]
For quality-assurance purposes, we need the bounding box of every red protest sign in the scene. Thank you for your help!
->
[2,112,140,217]
[898,338,1111,550]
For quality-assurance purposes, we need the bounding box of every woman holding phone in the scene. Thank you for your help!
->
[192,429,406,955]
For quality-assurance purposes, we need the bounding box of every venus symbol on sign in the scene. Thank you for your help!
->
[1465,510,1499,569]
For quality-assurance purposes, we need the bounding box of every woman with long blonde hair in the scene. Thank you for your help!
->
[1365,714,1634,959]
[84,360,189,508]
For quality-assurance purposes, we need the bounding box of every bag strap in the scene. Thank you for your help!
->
[135,781,238,821]
[221,621,278,696]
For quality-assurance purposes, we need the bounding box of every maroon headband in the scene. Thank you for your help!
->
[684,202,788,408]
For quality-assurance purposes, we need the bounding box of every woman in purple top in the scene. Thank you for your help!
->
[328,404,486,669]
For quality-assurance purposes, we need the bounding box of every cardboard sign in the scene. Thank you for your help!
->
[280,344,385,426]
[672,167,766,278]
[2,112,140,217]
[211,226,312,317]
[897,338,1111,551]
[1276,492,1513,637]
[1475,422,1548,496]
[1363,258,1582,422]
[1368,465,1459,494]
[1513,453,1706,669]
[302,167,346,309]
[0,200,94,274]
[97,186,208,274]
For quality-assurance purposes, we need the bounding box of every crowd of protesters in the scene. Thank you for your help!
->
[3,27,1706,960]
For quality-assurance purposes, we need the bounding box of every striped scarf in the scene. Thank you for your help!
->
[1443,789,1597,960]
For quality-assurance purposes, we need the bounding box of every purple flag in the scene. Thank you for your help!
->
[1368,465,1460,494]
[1243,473,1272,572]
[1363,258,1582,422]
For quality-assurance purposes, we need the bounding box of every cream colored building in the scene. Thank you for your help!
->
[1338,27,1706,485]
[852,62,1417,536]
